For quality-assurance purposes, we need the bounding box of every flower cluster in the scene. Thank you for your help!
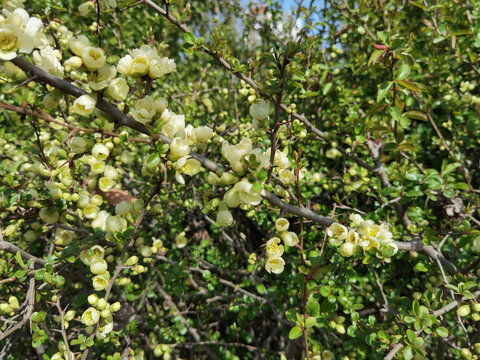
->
[0,8,45,60]
[117,44,176,79]
[264,218,299,274]
[327,214,398,258]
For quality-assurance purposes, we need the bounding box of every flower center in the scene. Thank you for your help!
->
[0,31,17,52]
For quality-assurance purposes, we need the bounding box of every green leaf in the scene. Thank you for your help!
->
[307,296,320,316]
[146,153,160,168]
[256,284,266,295]
[406,329,416,344]
[403,346,414,360]
[396,64,411,80]
[15,251,28,271]
[288,326,303,340]
[377,82,393,103]
[322,82,333,96]
[305,317,316,328]
[435,327,448,337]
[368,49,385,67]
[184,32,195,45]
[403,110,427,121]
[441,162,460,176]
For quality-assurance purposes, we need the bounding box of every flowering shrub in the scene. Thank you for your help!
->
[0,0,480,359]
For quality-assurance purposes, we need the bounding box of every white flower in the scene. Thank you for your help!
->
[345,230,359,244]
[282,231,299,247]
[88,65,116,90]
[73,94,96,116]
[131,95,156,124]
[70,136,90,154]
[278,168,294,185]
[224,188,241,208]
[92,275,109,291]
[275,218,290,232]
[107,77,129,101]
[176,232,187,248]
[78,1,95,16]
[105,215,126,233]
[81,46,106,70]
[91,210,108,231]
[99,177,115,192]
[265,256,285,274]
[91,143,109,160]
[349,213,363,228]
[169,137,190,160]
[266,237,284,258]
[149,56,176,78]
[69,35,90,56]
[177,158,201,176]
[249,99,270,121]
[117,54,133,76]
[81,307,100,326]
[327,222,348,241]
[33,46,64,76]
[64,55,83,70]
[2,0,26,16]
[0,21,33,60]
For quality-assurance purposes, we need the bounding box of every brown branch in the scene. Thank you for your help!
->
[9,56,458,275]
[0,240,46,267]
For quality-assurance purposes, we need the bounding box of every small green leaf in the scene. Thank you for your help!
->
[403,110,427,121]
[368,49,386,67]
[184,32,195,45]
[396,64,411,80]
[305,317,316,328]
[15,251,28,271]
[289,326,303,340]
[435,327,448,337]
[377,82,393,103]
[307,297,320,316]
[146,153,160,168]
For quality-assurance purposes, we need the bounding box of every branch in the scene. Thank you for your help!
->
[9,56,458,273]
[0,240,46,267]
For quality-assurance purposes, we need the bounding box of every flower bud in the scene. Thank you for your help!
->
[125,255,138,266]
[64,310,76,321]
[110,302,121,312]
[90,258,108,275]
[96,298,107,310]
[105,215,126,233]
[194,126,213,142]
[88,294,99,305]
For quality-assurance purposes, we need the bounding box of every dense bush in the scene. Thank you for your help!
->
[0,0,479,359]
